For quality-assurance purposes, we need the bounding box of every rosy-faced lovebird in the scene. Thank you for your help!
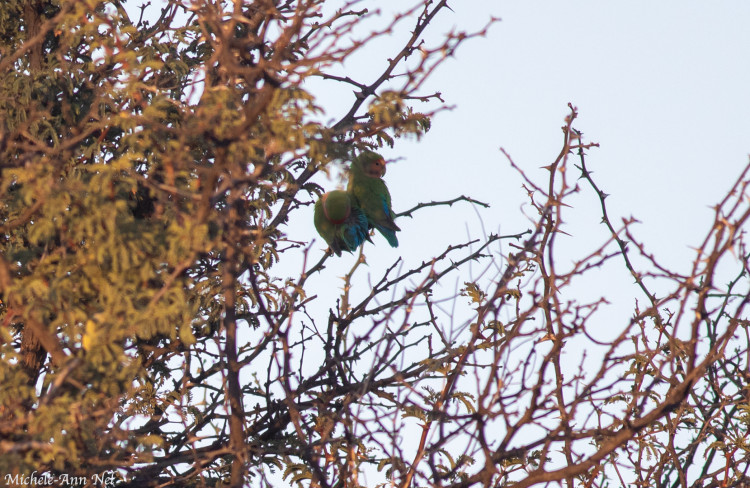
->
[347,151,400,247]
[314,190,369,256]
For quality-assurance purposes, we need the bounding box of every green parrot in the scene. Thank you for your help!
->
[347,151,400,247]
[314,190,369,256]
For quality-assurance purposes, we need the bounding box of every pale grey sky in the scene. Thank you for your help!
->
[109,1,750,484]
[297,2,750,311]
[287,2,750,483]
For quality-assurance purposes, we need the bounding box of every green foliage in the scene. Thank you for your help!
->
[0,0,465,485]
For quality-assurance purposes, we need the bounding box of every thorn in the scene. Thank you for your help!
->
[538,332,556,343]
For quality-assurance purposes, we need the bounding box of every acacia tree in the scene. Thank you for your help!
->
[1,1,750,487]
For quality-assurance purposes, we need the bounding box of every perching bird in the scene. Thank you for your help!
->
[314,190,369,256]
[347,151,400,247]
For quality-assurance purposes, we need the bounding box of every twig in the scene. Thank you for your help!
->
[575,128,657,306]
[396,195,490,219]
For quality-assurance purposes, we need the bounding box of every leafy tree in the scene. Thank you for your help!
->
[1,1,749,488]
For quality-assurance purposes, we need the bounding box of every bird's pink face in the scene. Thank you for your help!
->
[364,157,386,178]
